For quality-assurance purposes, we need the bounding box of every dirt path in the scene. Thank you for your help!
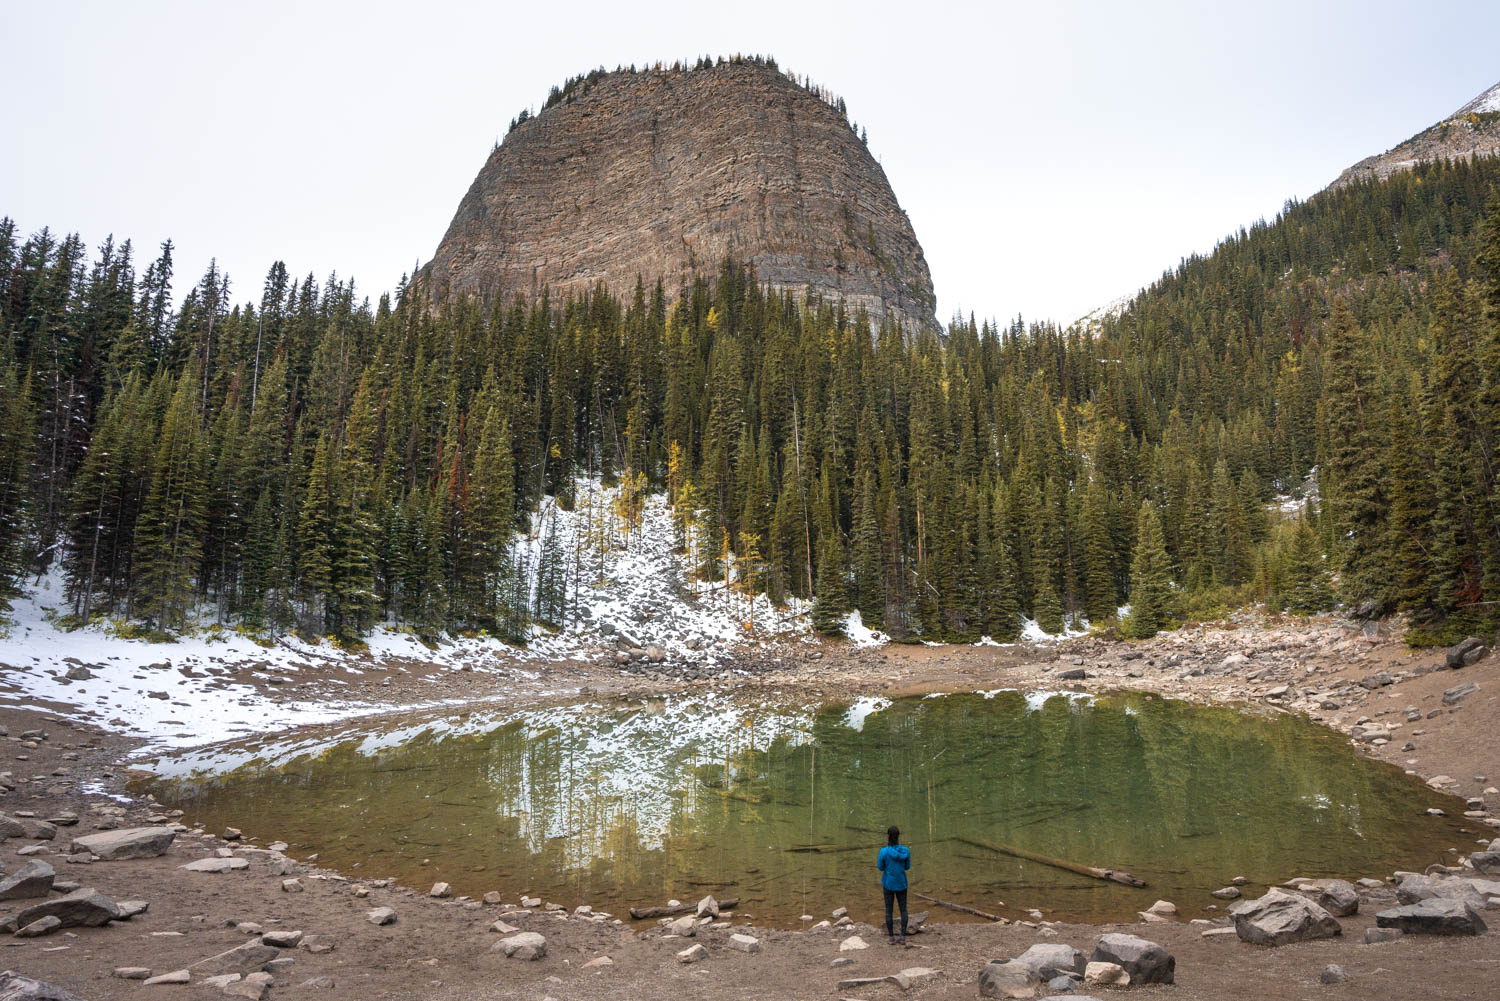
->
[2,617,1498,1000]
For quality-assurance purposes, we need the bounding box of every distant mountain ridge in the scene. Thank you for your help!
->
[1330,80,1500,190]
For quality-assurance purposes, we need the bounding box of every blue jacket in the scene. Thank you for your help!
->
[878,844,911,891]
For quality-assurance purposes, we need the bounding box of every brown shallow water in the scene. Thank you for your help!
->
[136,689,1473,926]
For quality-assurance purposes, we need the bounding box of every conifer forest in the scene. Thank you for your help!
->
[2,157,1499,648]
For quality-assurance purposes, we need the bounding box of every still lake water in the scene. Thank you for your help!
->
[138,690,1470,925]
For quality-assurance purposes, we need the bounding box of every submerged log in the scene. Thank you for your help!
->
[912,891,1006,922]
[628,897,739,920]
[956,836,1147,888]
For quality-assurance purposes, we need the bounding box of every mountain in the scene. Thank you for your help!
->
[1330,80,1500,190]
[421,58,937,332]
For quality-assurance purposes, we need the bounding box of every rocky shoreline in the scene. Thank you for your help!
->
[1,616,1497,1000]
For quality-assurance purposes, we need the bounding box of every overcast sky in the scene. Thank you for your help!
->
[6,1,1499,326]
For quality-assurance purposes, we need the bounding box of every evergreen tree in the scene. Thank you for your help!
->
[1124,501,1173,639]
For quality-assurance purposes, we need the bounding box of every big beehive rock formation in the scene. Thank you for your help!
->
[422,60,937,331]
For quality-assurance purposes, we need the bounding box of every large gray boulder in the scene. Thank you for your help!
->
[1230,887,1341,946]
[1469,851,1500,875]
[1088,933,1174,985]
[1011,943,1086,979]
[1396,874,1491,910]
[0,861,55,901]
[495,931,547,960]
[14,888,122,929]
[1445,636,1487,668]
[978,960,1040,998]
[0,971,88,1001]
[0,815,55,841]
[1377,899,1487,936]
[70,826,175,860]
[189,940,281,976]
[1313,879,1360,917]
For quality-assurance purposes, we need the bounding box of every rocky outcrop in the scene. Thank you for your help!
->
[424,60,937,333]
[1330,82,1500,190]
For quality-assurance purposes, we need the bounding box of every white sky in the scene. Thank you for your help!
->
[6,1,1499,326]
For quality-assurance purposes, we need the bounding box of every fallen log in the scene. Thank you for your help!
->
[912,891,1006,922]
[956,836,1147,888]
[628,897,739,920]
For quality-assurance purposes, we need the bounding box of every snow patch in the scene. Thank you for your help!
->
[843,609,888,648]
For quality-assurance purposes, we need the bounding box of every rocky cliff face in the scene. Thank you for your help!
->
[1330,81,1500,190]
[422,61,937,332]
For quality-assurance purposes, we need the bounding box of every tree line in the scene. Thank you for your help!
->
[1,156,1498,646]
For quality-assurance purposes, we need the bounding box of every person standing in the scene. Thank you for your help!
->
[877,825,911,945]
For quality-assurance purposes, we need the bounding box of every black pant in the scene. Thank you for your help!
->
[883,888,908,935]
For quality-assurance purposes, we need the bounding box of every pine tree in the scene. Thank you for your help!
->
[0,364,34,609]
[134,368,207,631]
[811,531,848,635]
[1124,501,1173,639]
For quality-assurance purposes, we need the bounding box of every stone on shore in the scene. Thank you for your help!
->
[667,915,697,936]
[1230,888,1341,946]
[978,959,1040,998]
[696,894,719,917]
[1011,943,1086,979]
[15,916,63,938]
[1088,933,1175,984]
[1313,879,1360,917]
[1469,851,1500,875]
[1363,927,1404,944]
[181,857,249,873]
[1320,964,1351,984]
[838,935,869,951]
[0,972,89,1000]
[0,860,55,900]
[142,971,190,985]
[676,943,708,964]
[727,933,761,953]
[1084,961,1129,986]
[188,940,280,977]
[495,931,547,960]
[69,826,175,860]
[1375,899,1487,936]
[14,887,122,929]
[261,930,302,948]
[113,968,153,980]
[429,882,450,898]
[1210,886,1241,900]
[366,907,397,926]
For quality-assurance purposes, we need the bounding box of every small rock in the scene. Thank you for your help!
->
[222,828,242,840]
[1210,886,1241,900]
[1363,926,1403,944]
[180,857,248,873]
[282,879,304,893]
[1376,899,1487,936]
[0,860,56,900]
[727,933,761,953]
[1084,961,1129,986]
[114,968,153,980]
[667,915,697,937]
[482,891,502,905]
[68,826,175,860]
[429,882,451,898]
[15,915,63,937]
[1319,964,1350,985]
[1443,682,1479,706]
[262,929,302,948]
[977,959,1040,998]
[1314,879,1360,917]
[143,971,191,985]
[696,894,719,917]
[581,956,613,969]
[839,935,869,951]
[496,931,547,960]
[491,921,519,934]
[367,907,397,926]
[676,943,708,964]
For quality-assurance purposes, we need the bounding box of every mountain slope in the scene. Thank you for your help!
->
[422,58,938,332]
[1331,80,1500,190]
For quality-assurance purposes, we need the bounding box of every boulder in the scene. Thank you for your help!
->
[14,887,121,929]
[0,861,55,901]
[978,960,1040,998]
[1088,933,1174,984]
[1011,943,1086,979]
[667,915,697,936]
[366,907,397,926]
[429,882,450,898]
[1469,851,1500,875]
[14,916,62,938]
[1375,899,1487,936]
[1395,875,1489,910]
[727,933,760,953]
[180,857,248,873]
[189,940,280,976]
[839,935,869,951]
[0,972,89,1000]
[0,815,54,841]
[117,900,149,919]
[1313,879,1360,917]
[496,931,547,960]
[1446,636,1487,669]
[1443,681,1479,706]
[69,826,175,860]
[676,943,708,964]
[1084,961,1129,986]
[1350,723,1391,743]
[1229,887,1341,946]
[696,894,719,917]
[261,930,302,948]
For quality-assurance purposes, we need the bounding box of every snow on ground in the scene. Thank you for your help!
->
[0,569,456,750]
[844,609,888,648]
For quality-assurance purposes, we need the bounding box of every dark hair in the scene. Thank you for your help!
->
[887,826,900,846]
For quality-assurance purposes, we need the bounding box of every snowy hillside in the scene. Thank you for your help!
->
[1456,81,1500,116]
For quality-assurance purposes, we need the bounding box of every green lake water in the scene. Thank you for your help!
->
[137,690,1472,925]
